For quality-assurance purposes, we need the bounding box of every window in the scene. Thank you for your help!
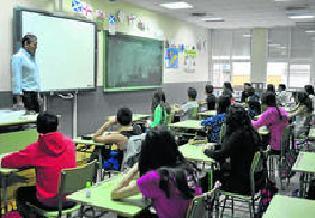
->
[267,62,288,87]
[289,64,310,87]
[213,63,231,87]
[231,62,250,86]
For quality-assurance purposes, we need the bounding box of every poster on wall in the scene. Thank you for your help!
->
[184,49,197,73]
[165,47,178,68]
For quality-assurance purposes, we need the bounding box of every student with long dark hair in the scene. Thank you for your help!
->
[252,92,288,154]
[111,131,201,218]
[204,105,261,195]
[150,90,170,128]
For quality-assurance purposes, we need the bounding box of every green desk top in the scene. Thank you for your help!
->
[308,128,315,140]
[169,120,203,130]
[198,110,217,118]
[263,195,315,218]
[292,151,315,173]
[0,129,38,154]
[179,144,214,164]
[67,175,144,217]
[0,114,37,127]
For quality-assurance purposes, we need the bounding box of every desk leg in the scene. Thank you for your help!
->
[1,175,7,214]
[299,172,305,198]
[97,148,103,182]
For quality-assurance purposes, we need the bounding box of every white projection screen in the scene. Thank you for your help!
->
[14,8,96,92]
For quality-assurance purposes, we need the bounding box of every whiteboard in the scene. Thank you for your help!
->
[15,9,96,92]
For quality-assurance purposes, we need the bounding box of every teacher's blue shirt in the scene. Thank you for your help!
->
[11,48,40,95]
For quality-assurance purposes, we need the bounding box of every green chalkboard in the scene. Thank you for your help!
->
[104,32,163,92]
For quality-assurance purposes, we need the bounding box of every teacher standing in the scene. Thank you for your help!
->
[11,34,41,113]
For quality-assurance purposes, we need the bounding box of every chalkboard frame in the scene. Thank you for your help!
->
[13,7,97,93]
[103,31,164,92]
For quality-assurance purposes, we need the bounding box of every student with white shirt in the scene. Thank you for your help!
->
[12,34,41,113]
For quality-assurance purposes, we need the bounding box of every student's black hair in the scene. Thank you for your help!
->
[139,130,197,200]
[304,85,315,96]
[278,84,286,92]
[188,87,197,100]
[217,96,231,114]
[117,107,132,126]
[151,90,166,113]
[297,92,313,112]
[224,105,260,148]
[223,89,232,98]
[266,92,283,121]
[267,84,275,93]
[225,105,251,131]
[248,86,255,96]
[22,35,37,48]
[205,84,214,94]
[36,113,58,134]
[224,82,233,92]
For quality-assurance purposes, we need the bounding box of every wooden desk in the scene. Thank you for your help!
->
[67,175,145,217]
[263,195,315,218]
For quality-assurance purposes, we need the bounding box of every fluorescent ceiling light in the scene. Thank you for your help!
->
[242,34,251,38]
[201,17,224,22]
[305,30,315,33]
[288,15,315,19]
[160,1,193,9]
[268,43,281,47]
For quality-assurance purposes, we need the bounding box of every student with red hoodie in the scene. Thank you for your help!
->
[1,113,76,216]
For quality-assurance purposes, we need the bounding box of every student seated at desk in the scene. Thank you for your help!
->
[150,90,170,129]
[111,131,201,218]
[251,92,288,155]
[180,87,199,120]
[204,105,261,195]
[289,92,313,136]
[241,83,251,103]
[205,84,216,110]
[267,84,276,93]
[201,96,230,143]
[1,113,76,216]
[248,86,261,119]
[92,107,140,169]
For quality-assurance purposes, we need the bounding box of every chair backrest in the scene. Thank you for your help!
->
[186,106,199,120]
[59,160,98,195]
[186,188,218,218]
[250,151,262,196]
[281,125,293,156]
[122,134,144,168]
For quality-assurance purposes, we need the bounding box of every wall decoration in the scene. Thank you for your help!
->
[184,48,197,73]
[116,10,125,23]
[178,44,185,53]
[137,20,146,31]
[165,47,179,69]
[72,0,83,13]
[82,1,93,19]
[108,15,116,35]
[95,10,105,30]
[127,15,136,25]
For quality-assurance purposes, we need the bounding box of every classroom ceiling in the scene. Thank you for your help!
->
[123,0,315,29]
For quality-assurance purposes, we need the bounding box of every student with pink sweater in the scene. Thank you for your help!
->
[1,113,76,217]
[251,92,288,154]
